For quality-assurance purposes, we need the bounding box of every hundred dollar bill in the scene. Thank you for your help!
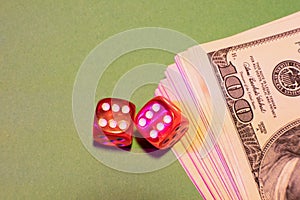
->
[156,12,300,199]
[156,11,300,200]
[198,17,300,200]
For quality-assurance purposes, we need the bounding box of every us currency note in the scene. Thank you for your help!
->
[156,12,300,200]
[206,24,300,200]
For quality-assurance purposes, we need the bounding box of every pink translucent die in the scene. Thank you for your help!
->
[93,98,135,147]
[135,96,189,149]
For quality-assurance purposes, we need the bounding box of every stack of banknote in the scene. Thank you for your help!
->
[155,11,300,200]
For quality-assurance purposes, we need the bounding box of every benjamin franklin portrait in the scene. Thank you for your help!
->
[259,123,300,200]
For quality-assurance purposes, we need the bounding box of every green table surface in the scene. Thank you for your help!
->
[1,1,299,199]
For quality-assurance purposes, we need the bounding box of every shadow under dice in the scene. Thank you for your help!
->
[93,98,135,147]
[135,96,189,149]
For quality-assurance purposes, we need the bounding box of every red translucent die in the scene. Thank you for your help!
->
[93,98,135,147]
[135,96,189,149]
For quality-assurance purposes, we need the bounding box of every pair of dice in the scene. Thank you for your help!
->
[93,96,189,149]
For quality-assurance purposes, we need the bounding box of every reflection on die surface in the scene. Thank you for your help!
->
[93,98,136,147]
[135,96,189,149]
